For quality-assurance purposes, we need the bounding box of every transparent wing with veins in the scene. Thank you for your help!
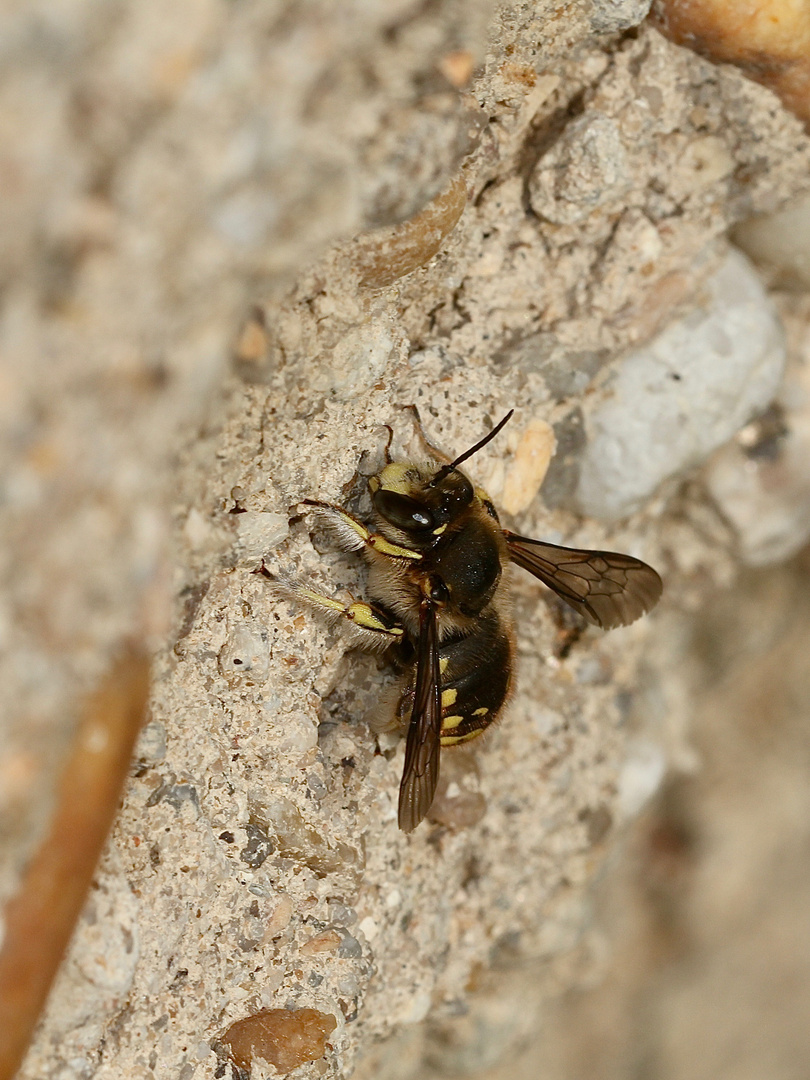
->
[504,532,662,630]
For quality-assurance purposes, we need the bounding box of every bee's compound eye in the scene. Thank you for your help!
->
[372,489,435,531]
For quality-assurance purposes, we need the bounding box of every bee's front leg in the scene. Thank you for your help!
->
[302,500,423,562]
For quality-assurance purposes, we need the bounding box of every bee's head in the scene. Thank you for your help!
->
[369,464,474,540]
[368,411,513,545]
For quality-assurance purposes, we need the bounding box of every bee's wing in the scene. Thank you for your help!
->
[504,531,662,630]
[398,598,442,832]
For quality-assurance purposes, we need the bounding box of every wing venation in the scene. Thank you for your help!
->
[504,532,662,629]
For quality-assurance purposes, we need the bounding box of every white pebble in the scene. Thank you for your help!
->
[617,739,667,818]
[234,511,289,560]
[218,622,270,684]
[358,916,378,942]
[577,249,786,520]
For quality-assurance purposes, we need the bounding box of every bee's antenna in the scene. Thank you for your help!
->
[431,410,514,485]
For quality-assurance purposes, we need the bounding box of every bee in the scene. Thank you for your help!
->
[261,411,662,832]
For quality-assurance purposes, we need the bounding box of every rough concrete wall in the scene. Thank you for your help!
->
[2,0,810,1077]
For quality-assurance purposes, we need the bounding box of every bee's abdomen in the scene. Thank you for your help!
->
[437,609,512,746]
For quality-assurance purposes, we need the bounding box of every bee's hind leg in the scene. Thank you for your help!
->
[368,681,412,736]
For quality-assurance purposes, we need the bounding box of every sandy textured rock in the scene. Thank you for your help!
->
[2,2,810,1079]
[654,0,810,127]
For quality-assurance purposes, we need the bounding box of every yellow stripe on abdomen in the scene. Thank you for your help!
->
[440,728,485,747]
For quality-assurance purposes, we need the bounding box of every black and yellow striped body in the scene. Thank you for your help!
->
[437,609,513,745]
[391,605,514,746]
[364,468,516,753]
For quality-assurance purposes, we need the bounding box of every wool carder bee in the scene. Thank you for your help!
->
[263,411,662,831]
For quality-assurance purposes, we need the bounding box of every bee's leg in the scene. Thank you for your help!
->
[255,565,405,653]
[369,681,412,735]
[395,403,454,465]
[381,424,395,464]
[303,500,422,562]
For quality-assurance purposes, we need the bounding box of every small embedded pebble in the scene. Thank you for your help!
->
[255,796,364,880]
[337,933,362,959]
[326,901,356,927]
[300,929,342,955]
[306,773,327,800]
[218,623,270,684]
[500,418,556,515]
[529,113,629,225]
[222,1008,337,1073]
[233,511,289,560]
[337,974,360,999]
[264,895,293,940]
[239,823,274,869]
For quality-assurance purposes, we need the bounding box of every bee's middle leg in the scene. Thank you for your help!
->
[256,564,404,652]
